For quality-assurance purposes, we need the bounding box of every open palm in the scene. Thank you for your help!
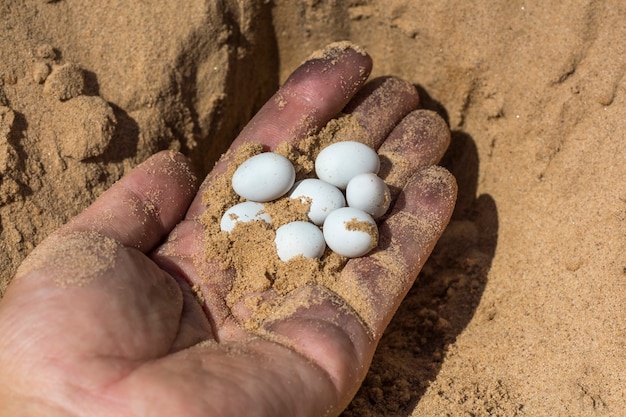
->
[0,44,456,417]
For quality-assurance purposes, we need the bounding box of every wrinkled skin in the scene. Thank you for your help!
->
[0,46,456,417]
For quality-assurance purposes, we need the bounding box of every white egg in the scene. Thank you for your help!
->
[289,178,346,225]
[220,201,271,232]
[345,173,391,218]
[275,221,326,261]
[314,141,380,189]
[322,207,378,258]
[232,152,296,202]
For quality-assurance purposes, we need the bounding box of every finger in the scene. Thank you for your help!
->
[62,150,198,253]
[233,42,373,151]
[340,76,420,148]
[378,109,451,199]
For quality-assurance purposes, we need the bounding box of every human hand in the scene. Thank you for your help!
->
[0,44,456,417]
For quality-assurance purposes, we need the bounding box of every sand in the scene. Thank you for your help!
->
[1,1,625,416]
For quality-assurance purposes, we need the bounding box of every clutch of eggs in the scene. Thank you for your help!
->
[222,141,391,261]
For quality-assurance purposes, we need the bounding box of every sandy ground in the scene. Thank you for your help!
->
[1,1,625,416]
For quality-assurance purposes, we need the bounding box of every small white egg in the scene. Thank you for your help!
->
[314,141,380,189]
[232,152,295,202]
[345,173,391,218]
[275,221,326,261]
[289,178,346,225]
[322,207,378,258]
[220,201,271,232]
